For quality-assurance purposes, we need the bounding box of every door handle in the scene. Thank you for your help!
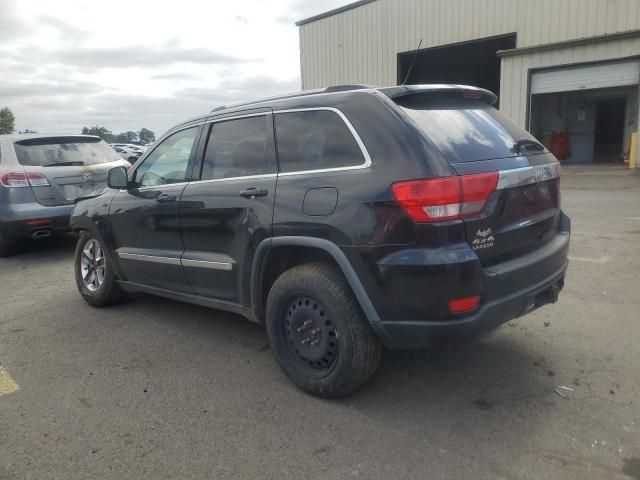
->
[156,193,177,204]
[239,188,268,199]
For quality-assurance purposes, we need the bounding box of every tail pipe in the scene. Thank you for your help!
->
[31,229,52,239]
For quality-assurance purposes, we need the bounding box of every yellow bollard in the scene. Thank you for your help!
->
[630,132,638,170]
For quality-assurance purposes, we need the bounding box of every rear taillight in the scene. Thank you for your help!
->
[391,172,498,223]
[448,296,481,314]
[0,172,50,188]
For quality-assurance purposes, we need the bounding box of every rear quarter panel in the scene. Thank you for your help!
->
[272,91,452,247]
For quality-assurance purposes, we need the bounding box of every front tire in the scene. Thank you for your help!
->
[266,263,382,398]
[74,231,127,306]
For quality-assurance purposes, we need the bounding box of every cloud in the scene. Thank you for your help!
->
[55,44,255,71]
[37,14,90,41]
[151,72,203,81]
[0,82,105,99]
[1,0,352,135]
[178,76,301,105]
[6,75,302,136]
[0,0,26,41]
[0,79,108,99]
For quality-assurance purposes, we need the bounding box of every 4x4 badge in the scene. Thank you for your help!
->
[472,228,495,250]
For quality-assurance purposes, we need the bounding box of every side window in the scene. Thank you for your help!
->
[133,127,198,188]
[201,116,271,180]
[274,110,365,173]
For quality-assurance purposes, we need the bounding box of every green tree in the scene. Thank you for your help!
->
[113,131,137,143]
[0,107,16,134]
[138,128,155,143]
[81,126,114,143]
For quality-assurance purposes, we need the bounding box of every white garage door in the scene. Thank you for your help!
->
[531,61,640,94]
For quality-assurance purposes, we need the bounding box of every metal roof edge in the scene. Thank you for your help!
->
[296,0,377,27]
[497,29,640,57]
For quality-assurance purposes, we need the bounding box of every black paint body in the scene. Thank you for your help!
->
[71,86,570,348]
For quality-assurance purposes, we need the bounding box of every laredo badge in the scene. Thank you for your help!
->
[472,228,495,251]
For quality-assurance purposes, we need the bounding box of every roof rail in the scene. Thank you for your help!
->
[209,84,375,113]
[323,84,373,93]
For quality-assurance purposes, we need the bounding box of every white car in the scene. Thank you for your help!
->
[111,146,141,164]
[111,143,148,153]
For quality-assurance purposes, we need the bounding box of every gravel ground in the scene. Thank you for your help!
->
[1,165,639,479]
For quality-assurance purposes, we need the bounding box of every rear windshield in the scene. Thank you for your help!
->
[13,137,122,166]
[396,95,544,164]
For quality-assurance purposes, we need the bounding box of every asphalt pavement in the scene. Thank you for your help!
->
[1,165,639,479]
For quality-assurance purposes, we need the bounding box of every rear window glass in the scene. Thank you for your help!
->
[275,110,365,173]
[396,96,543,163]
[13,137,122,166]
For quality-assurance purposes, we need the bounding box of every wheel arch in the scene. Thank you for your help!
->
[250,236,385,340]
[72,216,126,281]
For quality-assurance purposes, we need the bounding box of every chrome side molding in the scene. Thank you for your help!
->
[181,258,233,271]
[117,250,234,271]
[117,251,182,266]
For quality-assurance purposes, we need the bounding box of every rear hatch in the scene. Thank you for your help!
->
[13,136,125,206]
[393,90,561,266]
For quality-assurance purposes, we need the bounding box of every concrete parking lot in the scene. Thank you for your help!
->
[1,166,639,480]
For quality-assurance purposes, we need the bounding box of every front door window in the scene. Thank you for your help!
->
[133,127,199,188]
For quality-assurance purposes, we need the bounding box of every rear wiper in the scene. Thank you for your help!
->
[513,139,544,154]
[42,161,85,167]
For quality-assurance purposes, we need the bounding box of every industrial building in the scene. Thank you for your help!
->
[297,0,640,165]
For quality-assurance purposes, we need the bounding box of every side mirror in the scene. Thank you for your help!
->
[107,166,129,189]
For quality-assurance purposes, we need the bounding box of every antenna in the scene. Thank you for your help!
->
[401,38,423,86]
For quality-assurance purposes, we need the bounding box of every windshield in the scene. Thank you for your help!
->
[396,95,545,163]
[14,137,122,166]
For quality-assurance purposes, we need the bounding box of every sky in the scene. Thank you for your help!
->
[0,0,352,137]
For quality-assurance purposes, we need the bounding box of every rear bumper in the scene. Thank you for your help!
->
[349,212,571,349]
[376,263,567,348]
[0,203,73,241]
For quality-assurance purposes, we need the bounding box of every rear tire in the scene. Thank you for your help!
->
[266,262,382,398]
[74,231,128,306]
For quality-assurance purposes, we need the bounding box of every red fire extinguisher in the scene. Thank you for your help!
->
[550,131,571,161]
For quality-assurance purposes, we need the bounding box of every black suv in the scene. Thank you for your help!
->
[72,85,570,397]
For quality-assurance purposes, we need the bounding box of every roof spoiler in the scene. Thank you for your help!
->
[379,85,498,105]
[14,135,102,146]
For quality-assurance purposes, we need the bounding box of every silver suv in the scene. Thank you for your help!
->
[0,134,128,256]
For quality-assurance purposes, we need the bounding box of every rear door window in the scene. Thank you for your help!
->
[396,95,544,164]
[13,137,122,166]
[201,115,272,180]
[274,110,365,173]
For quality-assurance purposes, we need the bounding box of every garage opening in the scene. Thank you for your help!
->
[595,97,627,163]
[529,61,640,164]
[530,88,636,164]
[397,34,516,100]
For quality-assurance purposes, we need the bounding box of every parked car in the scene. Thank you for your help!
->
[0,134,129,256]
[71,85,570,397]
[113,146,141,164]
[111,143,147,154]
